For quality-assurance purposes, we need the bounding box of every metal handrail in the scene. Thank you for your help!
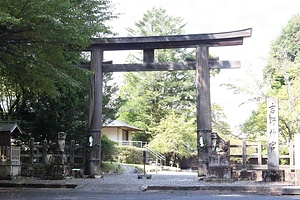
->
[111,140,166,165]
[113,140,147,148]
[144,146,166,162]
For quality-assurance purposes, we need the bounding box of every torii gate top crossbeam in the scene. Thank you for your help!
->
[88,28,252,51]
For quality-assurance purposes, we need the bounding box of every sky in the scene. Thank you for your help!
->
[103,0,300,133]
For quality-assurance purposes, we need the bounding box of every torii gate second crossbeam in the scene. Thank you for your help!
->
[84,28,252,177]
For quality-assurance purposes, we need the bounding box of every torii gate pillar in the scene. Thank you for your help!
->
[85,49,103,176]
[196,46,211,177]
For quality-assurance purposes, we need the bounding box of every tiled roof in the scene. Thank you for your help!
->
[0,121,22,134]
[103,120,143,131]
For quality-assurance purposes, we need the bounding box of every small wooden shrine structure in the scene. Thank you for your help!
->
[0,121,22,178]
[84,28,252,177]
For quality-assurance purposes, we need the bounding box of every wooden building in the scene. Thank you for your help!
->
[102,120,144,147]
[0,121,22,178]
[0,121,22,146]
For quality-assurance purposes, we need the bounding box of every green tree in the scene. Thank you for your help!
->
[0,0,115,98]
[0,0,118,141]
[126,7,186,37]
[118,69,196,140]
[241,103,267,140]
[118,7,196,142]
[242,14,300,144]
[118,7,231,150]
[101,135,117,162]
[264,14,300,143]
[149,111,197,164]
[211,103,232,139]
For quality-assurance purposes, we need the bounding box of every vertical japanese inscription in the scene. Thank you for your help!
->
[267,97,279,169]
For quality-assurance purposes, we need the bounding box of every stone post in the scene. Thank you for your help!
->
[42,140,47,164]
[267,97,279,169]
[258,140,262,165]
[295,134,300,185]
[29,138,34,165]
[56,132,68,178]
[58,132,66,154]
[263,97,284,181]
[242,137,247,169]
[70,140,75,166]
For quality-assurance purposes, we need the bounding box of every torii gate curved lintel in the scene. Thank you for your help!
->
[85,28,252,176]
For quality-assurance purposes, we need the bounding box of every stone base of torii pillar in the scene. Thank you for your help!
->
[207,132,232,181]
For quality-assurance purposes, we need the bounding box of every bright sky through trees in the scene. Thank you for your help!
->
[106,0,300,132]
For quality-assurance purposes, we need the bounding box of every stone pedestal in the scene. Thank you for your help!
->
[295,170,300,185]
[206,132,231,181]
[207,154,231,180]
[232,170,262,181]
[0,160,21,179]
[262,170,285,182]
[43,132,69,180]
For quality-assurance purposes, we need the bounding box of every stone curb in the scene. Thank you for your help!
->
[0,182,77,188]
[281,186,300,195]
[144,185,285,195]
[1,181,299,196]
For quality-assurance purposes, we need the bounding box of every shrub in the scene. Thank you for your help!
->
[101,135,118,162]
[117,146,143,164]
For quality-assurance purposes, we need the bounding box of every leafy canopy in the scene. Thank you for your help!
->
[0,0,118,141]
[118,7,196,140]
[0,0,115,97]
[118,7,231,160]
[242,14,300,143]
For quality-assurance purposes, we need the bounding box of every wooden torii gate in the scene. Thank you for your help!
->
[84,28,252,176]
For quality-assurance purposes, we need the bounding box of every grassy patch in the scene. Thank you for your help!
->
[100,162,122,174]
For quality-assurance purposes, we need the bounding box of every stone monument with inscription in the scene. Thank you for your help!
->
[267,97,279,169]
[262,97,284,181]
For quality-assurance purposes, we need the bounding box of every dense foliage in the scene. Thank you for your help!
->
[0,0,118,142]
[118,7,196,141]
[118,7,231,162]
[117,146,143,164]
[242,14,300,143]
[101,135,118,162]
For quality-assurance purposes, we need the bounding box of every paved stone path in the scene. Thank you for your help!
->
[0,164,297,195]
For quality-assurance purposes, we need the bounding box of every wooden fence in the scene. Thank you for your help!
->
[17,139,297,169]
[17,138,85,177]
[19,139,85,166]
[230,139,294,170]
[1,138,295,177]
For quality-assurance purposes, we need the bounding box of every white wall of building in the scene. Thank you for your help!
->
[102,127,133,141]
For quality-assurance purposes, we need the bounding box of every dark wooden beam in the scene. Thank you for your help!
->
[80,61,112,70]
[88,28,252,50]
[80,61,240,72]
[143,49,154,63]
